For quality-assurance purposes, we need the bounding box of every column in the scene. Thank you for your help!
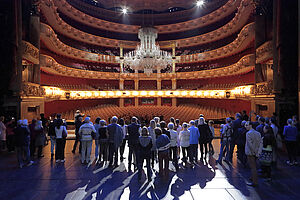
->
[157,97,162,106]
[172,79,176,90]
[134,79,139,90]
[172,43,176,73]
[119,98,124,107]
[172,98,177,107]
[119,79,124,90]
[157,79,161,90]
[134,97,139,107]
[120,45,124,73]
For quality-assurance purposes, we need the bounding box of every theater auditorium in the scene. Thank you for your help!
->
[0,0,299,199]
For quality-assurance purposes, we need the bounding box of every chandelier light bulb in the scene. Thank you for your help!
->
[122,8,128,14]
[196,0,204,7]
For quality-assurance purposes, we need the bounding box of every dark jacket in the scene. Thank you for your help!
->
[162,128,171,139]
[14,126,30,146]
[236,127,247,146]
[198,124,211,144]
[99,126,108,140]
[232,118,242,141]
[138,136,152,158]
[127,123,140,147]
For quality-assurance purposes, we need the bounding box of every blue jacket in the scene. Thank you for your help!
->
[188,126,200,144]
[283,125,299,141]
[156,134,170,152]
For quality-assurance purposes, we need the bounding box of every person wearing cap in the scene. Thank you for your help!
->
[79,117,96,164]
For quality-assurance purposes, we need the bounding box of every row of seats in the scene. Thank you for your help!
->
[61,104,234,123]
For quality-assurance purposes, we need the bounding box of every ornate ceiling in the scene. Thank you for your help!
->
[93,0,199,12]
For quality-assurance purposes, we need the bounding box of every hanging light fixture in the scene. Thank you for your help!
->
[123,27,173,75]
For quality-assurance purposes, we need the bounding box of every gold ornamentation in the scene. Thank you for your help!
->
[22,41,39,64]
[21,82,46,97]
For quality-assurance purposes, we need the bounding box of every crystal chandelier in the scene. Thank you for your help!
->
[124,27,173,75]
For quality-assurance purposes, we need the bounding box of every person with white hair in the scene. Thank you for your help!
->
[79,117,96,164]
[21,119,34,166]
[14,120,32,168]
[34,120,45,158]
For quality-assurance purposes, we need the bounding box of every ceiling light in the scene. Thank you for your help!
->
[122,8,128,14]
[196,0,204,7]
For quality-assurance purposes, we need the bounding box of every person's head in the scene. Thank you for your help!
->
[111,116,118,124]
[255,115,260,121]
[40,113,45,118]
[182,122,188,130]
[119,118,125,126]
[56,113,62,119]
[287,118,293,125]
[189,120,195,126]
[76,110,80,113]
[170,117,175,124]
[131,116,137,123]
[17,120,22,126]
[95,117,101,124]
[245,121,253,130]
[258,117,265,124]
[241,120,247,127]
[154,127,162,136]
[208,120,214,126]
[149,119,156,129]
[84,117,90,124]
[22,119,28,126]
[242,110,247,115]
[100,119,106,126]
[0,116,4,122]
[263,124,273,134]
[160,121,166,129]
[226,117,232,124]
[292,115,298,122]
[199,114,204,118]
[235,113,242,120]
[194,119,199,126]
[154,117,160,123]
[265,117,270,125]
[31,119,37,124]
[175,119,180,126]
[270,117,276,124]
[168,122,174,130]
[199,117,205,125]
[141,126,149,136]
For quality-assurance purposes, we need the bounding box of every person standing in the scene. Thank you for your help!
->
[34,120,45,158]
[148,120,157,168]
[283,119,299,165]
[156,127,170,178]
[236,121,247,166]
[94,117,101,162]
[198,117,211,162]
[72,116,83,154]
[127,117,141,171]
[168,122,179,171]
[229,113,242,163]
[179,123,190,166]
[0,116,7,151]
[6,117,16,152]
[55,119,68,163]
[270,117,279,165]
[119,118,128,162]
[107,116,123,168]
[217,118,233,165]
[21,119,34,166]
[256,117,265,136]
[137,127,153,182]
[29,119,37,158]
[245,121,263,187]
[48,118,56,159]
[98,120,109,164]
[14,120,32,168]
[188,120,200,165]
[208,120,215,155]
[79,117,96,164]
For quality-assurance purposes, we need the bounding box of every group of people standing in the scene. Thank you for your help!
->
[67,111,215,182]
[216,113,299,187]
